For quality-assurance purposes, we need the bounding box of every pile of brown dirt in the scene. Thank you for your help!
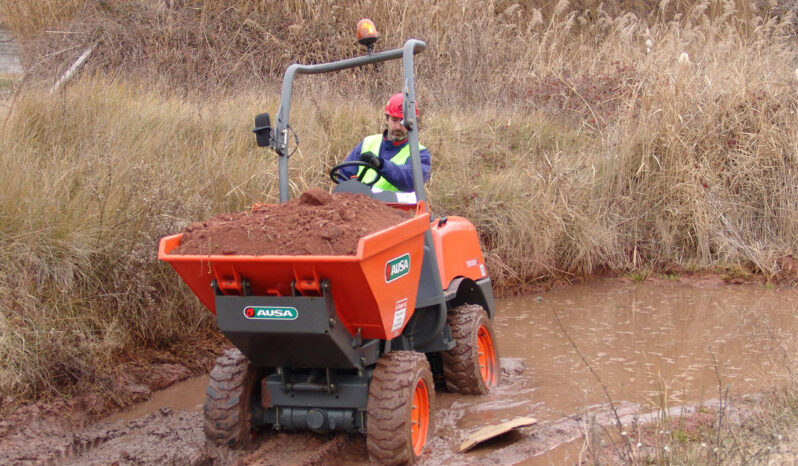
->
[169,188,413,256]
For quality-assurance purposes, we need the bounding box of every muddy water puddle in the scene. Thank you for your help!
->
[105,375,209,424]
[429,279,797,463]
[496,279,796,413]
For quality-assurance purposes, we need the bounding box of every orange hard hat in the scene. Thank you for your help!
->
[384,92,419,119]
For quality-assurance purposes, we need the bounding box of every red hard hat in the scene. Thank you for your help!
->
[384,92,419,118]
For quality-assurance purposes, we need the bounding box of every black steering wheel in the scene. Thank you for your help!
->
[329,160,383,187]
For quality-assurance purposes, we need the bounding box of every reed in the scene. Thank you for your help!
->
[0,0,84,40]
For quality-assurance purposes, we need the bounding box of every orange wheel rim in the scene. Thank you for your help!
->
[410,378,430,456]
[477,324,497,387]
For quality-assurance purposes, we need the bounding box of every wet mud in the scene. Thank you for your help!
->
[2,278,796,464]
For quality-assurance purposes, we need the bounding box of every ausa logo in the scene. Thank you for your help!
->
[243,306,298,320]
[385,253,411,283]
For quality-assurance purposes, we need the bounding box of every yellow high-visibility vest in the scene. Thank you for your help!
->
[356,134,426,192]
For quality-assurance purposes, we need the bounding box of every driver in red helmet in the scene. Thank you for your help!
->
[339,93,431,193]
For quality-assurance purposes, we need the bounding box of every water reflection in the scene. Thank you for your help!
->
[492,279,797,419]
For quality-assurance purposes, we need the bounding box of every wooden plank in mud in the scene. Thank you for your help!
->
[458,416,538,452]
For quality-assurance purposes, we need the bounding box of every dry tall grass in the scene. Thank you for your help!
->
[4,1,793,100]
[0,82,255,399]
[0,0,85,40]
[1,1,797,400]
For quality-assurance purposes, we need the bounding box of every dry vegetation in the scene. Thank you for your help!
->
[1,0,797,431]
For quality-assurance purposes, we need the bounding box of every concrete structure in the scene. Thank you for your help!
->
[0,29,23,75]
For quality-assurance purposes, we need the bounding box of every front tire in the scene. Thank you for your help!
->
[204,348,257,448]
[442,304,500,395]
[366,351,434,465]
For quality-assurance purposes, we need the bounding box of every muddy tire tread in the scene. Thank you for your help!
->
[441,304,499,395]
[366,351,434,465]
[203,347,256,448]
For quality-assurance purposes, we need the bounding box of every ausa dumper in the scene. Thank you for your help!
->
[158,20,499,464]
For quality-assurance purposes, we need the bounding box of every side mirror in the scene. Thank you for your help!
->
[253,113,272,147]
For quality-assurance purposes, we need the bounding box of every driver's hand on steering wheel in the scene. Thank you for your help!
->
[359,152,384,170]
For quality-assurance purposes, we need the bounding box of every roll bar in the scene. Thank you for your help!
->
[271,39,428,208]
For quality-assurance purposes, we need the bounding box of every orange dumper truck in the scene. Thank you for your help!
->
[159,20,499,464]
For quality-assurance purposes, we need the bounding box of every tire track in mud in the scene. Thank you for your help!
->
[0,397,684,465]
[1,404,354,465]
[237,434,350,465]
[0,358,550,465]
[0,407,206,465]
[62,408,208,465]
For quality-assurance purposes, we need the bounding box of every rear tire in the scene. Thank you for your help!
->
[204,348,257,448]
[442,304,500,395]
[367,351,434,465]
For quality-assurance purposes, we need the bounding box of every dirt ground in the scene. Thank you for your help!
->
[0,357,591,465]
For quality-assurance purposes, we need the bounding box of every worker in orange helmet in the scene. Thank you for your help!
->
[339,93,431,192]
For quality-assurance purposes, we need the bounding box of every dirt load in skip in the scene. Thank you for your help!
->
[170,188,411,256]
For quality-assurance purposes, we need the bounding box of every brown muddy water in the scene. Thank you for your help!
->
[13,279,794,464]
[497,278,796,415]
[427,278,797,464]
[105,376,210,424]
